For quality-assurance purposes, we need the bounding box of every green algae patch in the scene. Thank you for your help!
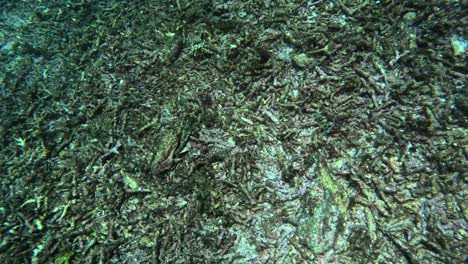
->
[297,164,350,255]
[317,166,349,215]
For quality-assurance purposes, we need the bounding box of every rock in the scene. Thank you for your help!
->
[292,53,312,68]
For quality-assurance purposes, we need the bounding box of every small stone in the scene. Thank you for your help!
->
[292,53,312,68]
[124,175,139,189]
[450,35,467,56]
[403,12,417,22]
